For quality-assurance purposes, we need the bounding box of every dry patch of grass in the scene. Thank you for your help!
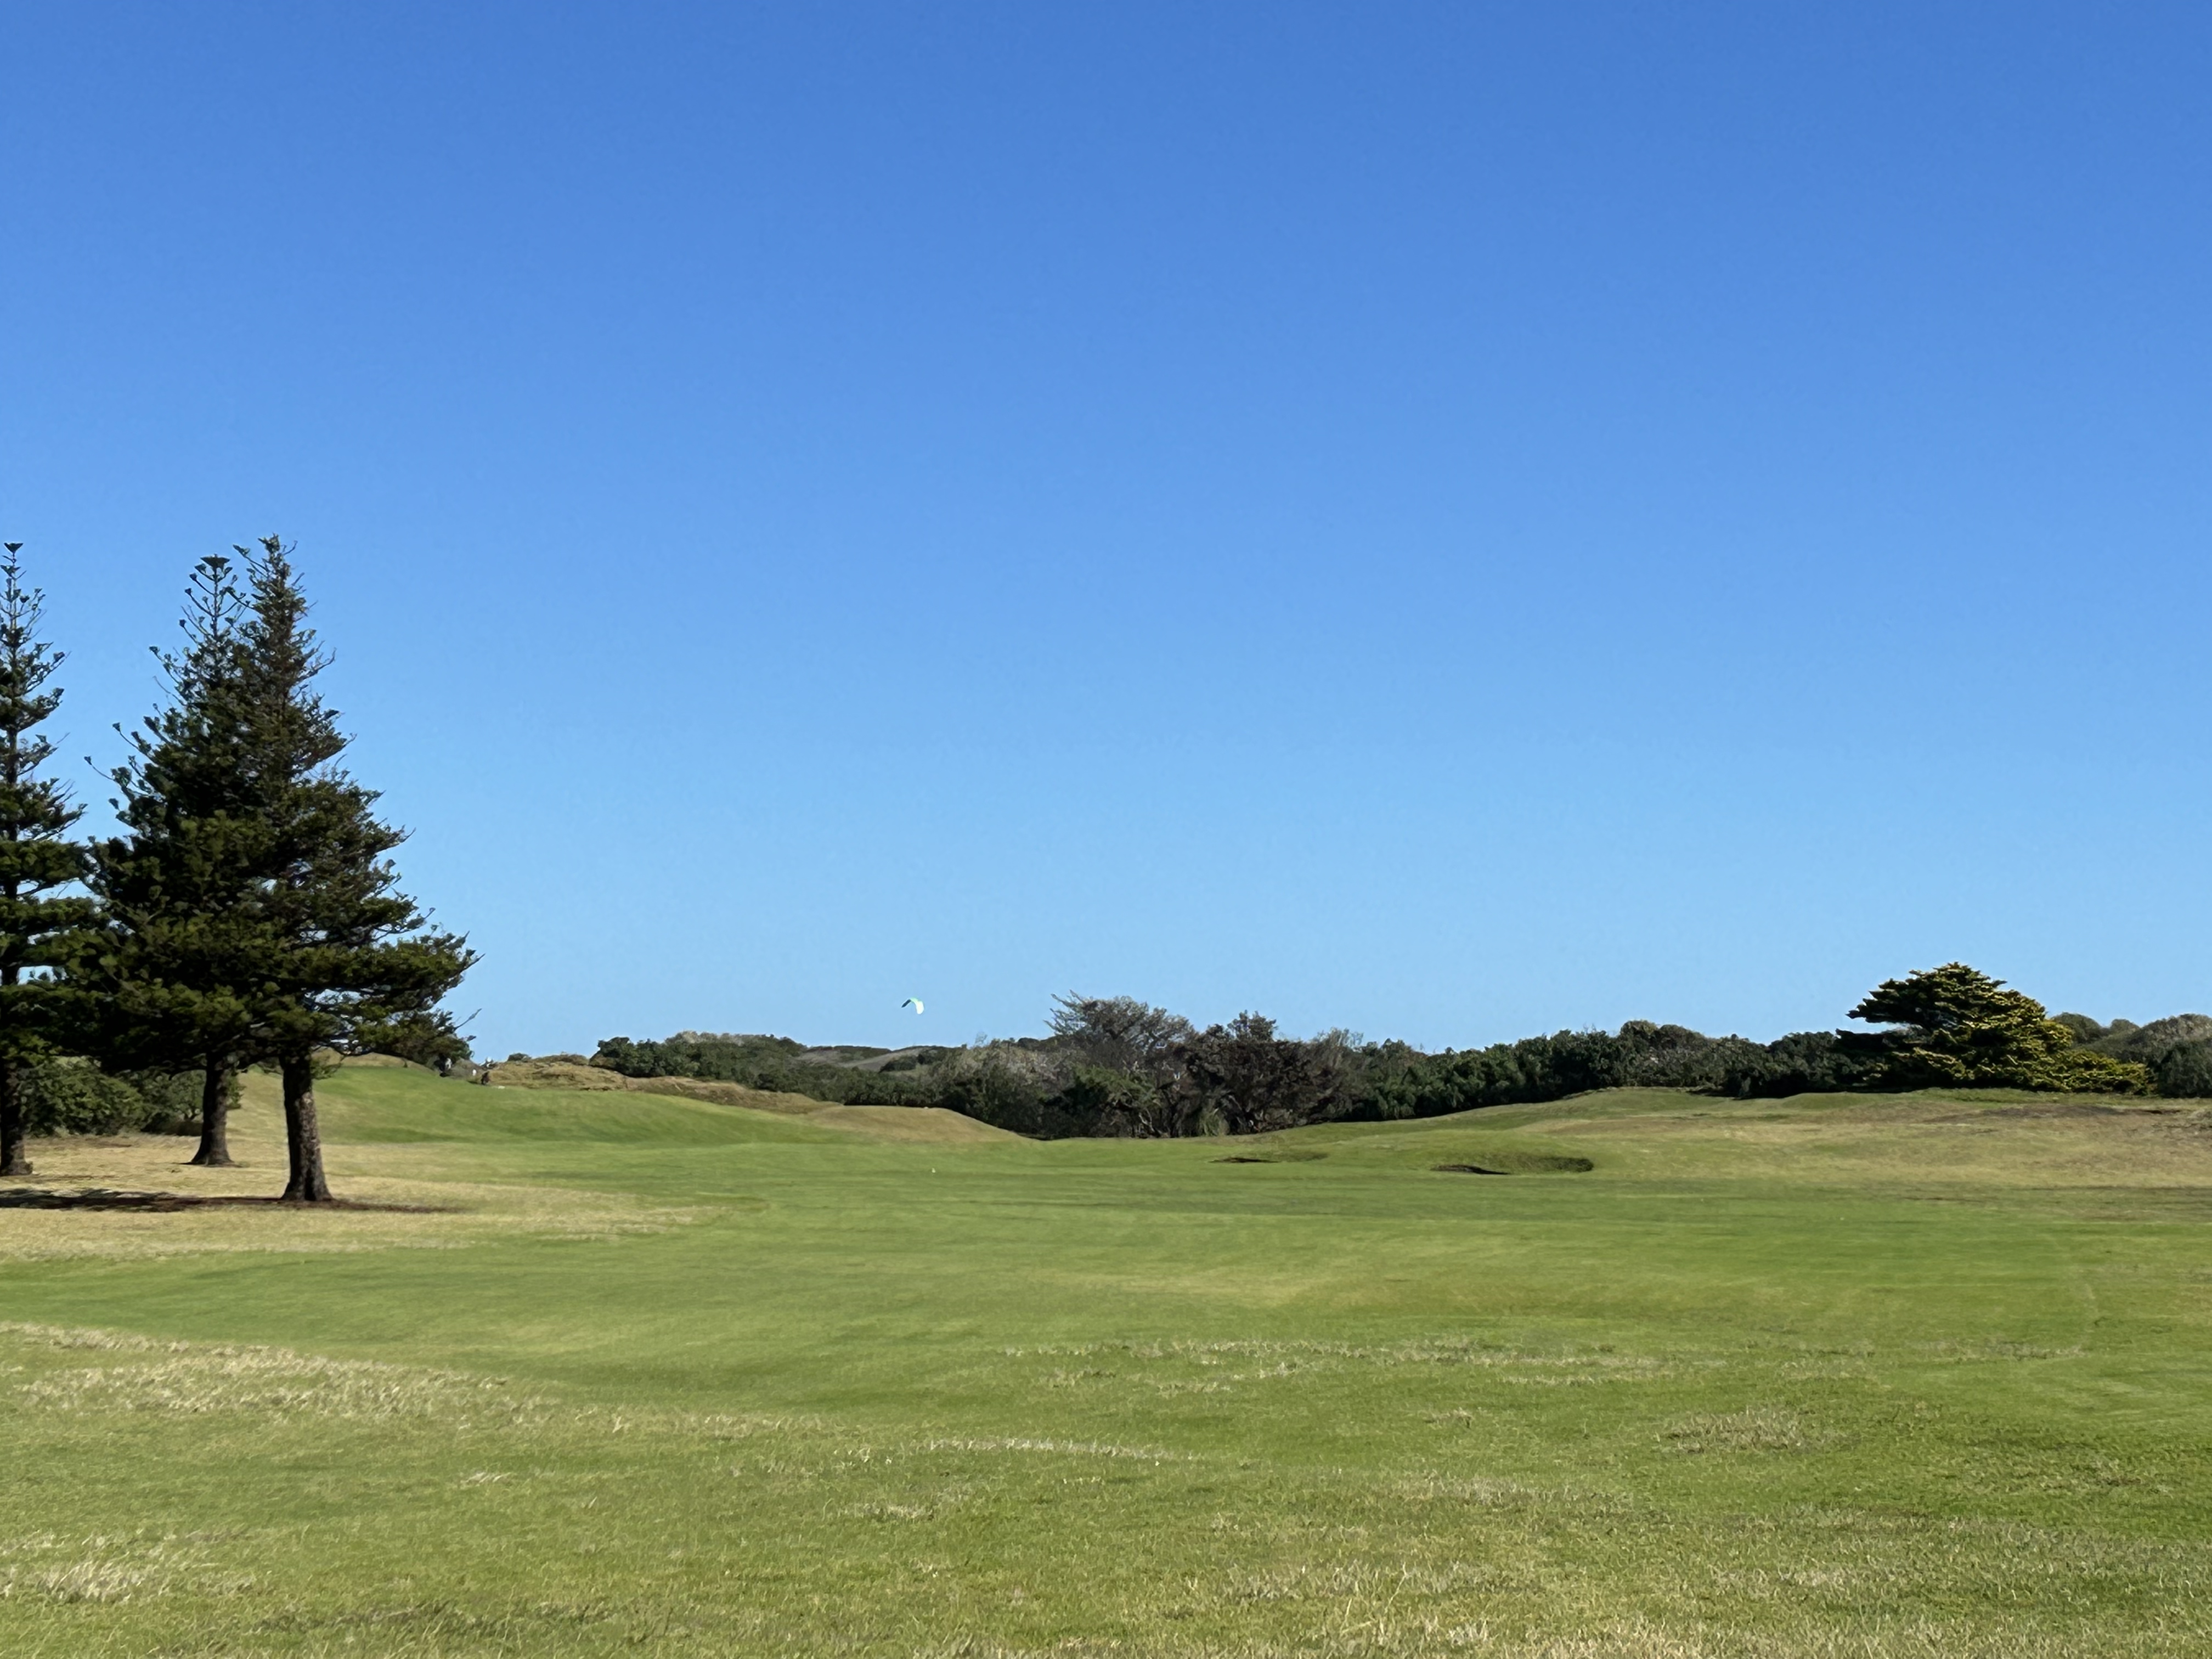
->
[0,1530,257,1606]
[918,1435,1183,1460]
[4,1314,2207,1658]
[0,1132,692,1260]
[1005,1336,1684,1402]
[1015,1335,1675,1375]
[4,1323,549,1424]
[1661,1407,1812,1454]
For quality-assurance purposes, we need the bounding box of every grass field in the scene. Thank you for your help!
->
[2,1066,2209,1656]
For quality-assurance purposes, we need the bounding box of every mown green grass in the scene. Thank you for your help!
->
[323,1069,853,1146]
[2,1069,2209,1655]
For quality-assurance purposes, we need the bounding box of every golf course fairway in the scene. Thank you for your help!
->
[1,1064,2207,1656]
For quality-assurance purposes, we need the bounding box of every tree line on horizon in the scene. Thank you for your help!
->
[582,963,2198,1138]
[0,540,471,1199]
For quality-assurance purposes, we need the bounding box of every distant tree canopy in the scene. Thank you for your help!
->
[1047,995,1191,1080]
[2057,1012,2212,1099]
[590,1031,950,1106]
[586,962,2199,1141]
[1171,1014,1362,1136]
[1366,1022,1813,1118]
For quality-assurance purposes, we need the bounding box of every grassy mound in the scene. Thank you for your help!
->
[301,1064,852,1146]
[472,1057,1024,1140]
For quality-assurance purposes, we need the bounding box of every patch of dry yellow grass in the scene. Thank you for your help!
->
[0,1529,257,1606]
[4,1322,550,1424]
[0,1126,693,1261]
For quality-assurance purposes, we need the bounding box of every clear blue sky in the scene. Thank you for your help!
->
[5,3,2208,1057]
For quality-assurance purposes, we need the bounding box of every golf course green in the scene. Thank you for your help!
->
[2,1064,2207,1656]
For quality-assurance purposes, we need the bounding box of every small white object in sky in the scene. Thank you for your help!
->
[902,997,924,1014]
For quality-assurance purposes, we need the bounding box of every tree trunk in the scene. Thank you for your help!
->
[279,1054,332,1202]
[0,1055,29,1178]
[190,1058,234,1167]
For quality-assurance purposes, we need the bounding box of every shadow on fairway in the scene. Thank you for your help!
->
[0,1187,449,1214]
[1431,1155,1596,1174]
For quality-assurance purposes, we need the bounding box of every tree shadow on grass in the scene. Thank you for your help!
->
[0,1188,448,1213]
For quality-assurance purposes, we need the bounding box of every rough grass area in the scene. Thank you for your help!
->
[0,1068,2207,1655]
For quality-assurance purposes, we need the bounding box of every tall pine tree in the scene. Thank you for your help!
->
[235,539,473,1201]
[0,544,95,1178]
[89,553,269,1166]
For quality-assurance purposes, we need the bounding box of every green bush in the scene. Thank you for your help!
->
[591,1032,941,1106]
[21,1057,200,1136]
[2093,1014,2212,1064]
[2155,1041,2212,1099]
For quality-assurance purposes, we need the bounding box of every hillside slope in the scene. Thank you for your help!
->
[455,1057,1020,1144]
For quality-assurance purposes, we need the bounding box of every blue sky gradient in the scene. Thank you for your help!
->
[5,3,2208,1055]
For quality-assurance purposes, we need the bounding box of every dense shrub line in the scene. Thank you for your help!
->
[588,964,2202,1140]
[589,1034,949,1106]
[19,1059,208,1137]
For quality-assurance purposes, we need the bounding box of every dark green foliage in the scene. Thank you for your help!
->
[19,1058,204,1136]
[617,973,2186,1142]
[1849,963,2150,1093]
[87,541,478,1194]
[1714,1030,1887,1097]
[84,552,268,1166]
[225,541,475,1199]
[20,1058,145,1137]
[351,1008,473,1071]
[590,1032,943,1105]
[925,1001,1367,1139]
[0,546,98,1176]
[2087,1013,2212,1063]
[1167,1013,1362,1136]
[129,1067,212,1133]
[2154,1042,2212,1099]
[1363,1035,1547,1118]
[928,1043,1089,1136]
[2079,1018,2212,1098]
[935,968,2169,1138]
[1363,1022,1793,1118]
[594,1033,806,1080]
[1053,1063,1171,1135]
[1047,995,1193,1080]
[1028,995,1199,1135]
[2041,1015,2212,1096]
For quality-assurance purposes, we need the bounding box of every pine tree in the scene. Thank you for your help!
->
[1850,962,2152,1093]
[0,544,95,1177]
[88,552,269,1166]
[234,539,473,1201]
